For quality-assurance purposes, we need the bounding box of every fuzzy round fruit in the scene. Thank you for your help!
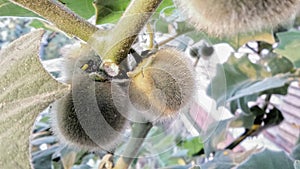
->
[51,44,128,151]
[175,0,300,36]
[201,45,214,57]
[127,48,195,122]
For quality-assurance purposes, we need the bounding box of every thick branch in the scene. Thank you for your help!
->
[9,0,99,42]
[113,122,153,169]
[91,0,163,65]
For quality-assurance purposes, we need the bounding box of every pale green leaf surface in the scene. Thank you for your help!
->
[267,55,294,75]
[94,0,174,25]
[0,0,37,17]
[180,137,203,157]
[0,30,69,169]
[275,30,300,67]
[200,151,235,169]
[94,0,130,24]
[237,149,294,169]
[1,0,94,20]
[206,55,291,107]
[204,119,231,156]
[59,0,94,19]
[228,75,290,102]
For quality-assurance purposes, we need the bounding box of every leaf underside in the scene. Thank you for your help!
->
[0,30,69,169]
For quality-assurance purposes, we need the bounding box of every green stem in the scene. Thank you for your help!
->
[91,0,163,65]
[113,122,153,169]
[10,0,99,42]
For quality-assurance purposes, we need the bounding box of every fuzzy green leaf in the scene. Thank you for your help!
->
[0,30,68,168]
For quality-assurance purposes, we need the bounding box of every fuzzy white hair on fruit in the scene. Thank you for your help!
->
[175,0,300,36]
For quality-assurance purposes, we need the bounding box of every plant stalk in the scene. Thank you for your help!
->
[113,122,153,169]
[90,0,163,65]
[9,0,99,42]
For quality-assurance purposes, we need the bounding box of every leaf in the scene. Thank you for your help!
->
[60,147,77,169]
[207,54,292,107]
[229,99,238,114]
[206,63,242,107]
[207,55,271,106]
[200,151,235,169]
[31,136,57,146]
[228,75,290,101]
[261,84,289,95]
[29,19,55,30]
[231,148,262,164]
[31,145,60,169]
[154,18,170,34]
[230,105,266,128]
[230,103,258,127]
[158,165,192,169]
[59,0,94,19]
[236,149,294,169]
[185,29,274,50]
[180,137,204,157]
[228,56,271,79]
[275,30,300,68]
[94,0,174,25]
[230,114,256,129]
[1,0,95,20]
[0,30,69,168]
[204,119,231,156]
[94,0,130,24]
[237,94,258,115]
[267,55,294,75]
[152,134,176,154]
[0,0,38,17]
[229,30,275,49]
[155,0,174,14]
[72,164,92,169]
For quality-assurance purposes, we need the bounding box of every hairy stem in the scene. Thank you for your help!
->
[91,0,162,65]
[146,23,154,49]
[113,122,153,169]
[157,30,192,46]
[9,0,99,41]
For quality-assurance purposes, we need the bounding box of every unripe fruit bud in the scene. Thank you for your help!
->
[201,45,214,58]
[127,48,195,122]
[51,44,128,151]
[175,0,300,36]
